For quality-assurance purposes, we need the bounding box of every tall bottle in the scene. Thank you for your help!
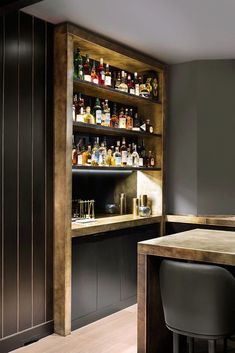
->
[105,63,112,87]
[127,73,134,94]
[126,108,133,130]
[115,71,121,90]
[72,135,77,165]
[113,145,122,166]
[121,137,128,166]
[133,112,141,131]
[110,103,119,128]
[83,106,95,124]
[91,61,99,84]
[98,58,105,85]
[147,150,155,167]
[83,54,91,82]
[139,140,146,167]
[102,99,110,126]
[118,107,126,129]
[118,71,128,92]
[93,98,102,125]
[73,48,83,79]
[98,140,107,166]
[76,93,85,122]
[131,144,139,167]
[72,94,77,122]
[134,72,139,96]
[91,137,100,166]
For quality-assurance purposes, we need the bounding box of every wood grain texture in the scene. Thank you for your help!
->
[166,214,235,227]
[72,214,162,238]
[53,28,73,336]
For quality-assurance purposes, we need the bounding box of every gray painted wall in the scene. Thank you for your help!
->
[167,60,235,215]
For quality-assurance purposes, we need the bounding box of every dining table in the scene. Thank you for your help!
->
[137,228,235,353]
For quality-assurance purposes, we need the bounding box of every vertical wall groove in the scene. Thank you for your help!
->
[0,11,53,352]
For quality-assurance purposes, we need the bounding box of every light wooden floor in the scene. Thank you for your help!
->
[12,305,137,353]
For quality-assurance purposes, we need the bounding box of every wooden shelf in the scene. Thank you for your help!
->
[73,122,162,138]
[73,79,161,107]
[166,214,235,228]
[71,214,162,237]
[72,165,161,172]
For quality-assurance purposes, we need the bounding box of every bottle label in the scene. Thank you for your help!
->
[150,158,155,166]
[129,88,135,95]
[105,113,110,126]
[95,110,102,124]
[135,84,139,96]
[105,76,112,86]
[139,158,144,167]
[115,156,122,166]
[119,117,126,129]
[76,114,84,123]
[77,154,83,165]
[93,78,99,84]
[72,106,76,121]
[121,151,128,164]
[84,74,91,82]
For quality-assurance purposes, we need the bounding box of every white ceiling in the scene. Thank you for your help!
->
[23,0,235,64]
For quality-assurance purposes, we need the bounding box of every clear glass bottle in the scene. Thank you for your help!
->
[113,146,122,166]
[118,71,128,93]
[98,141,107,166]
[93,97,102,125]
[98,57,105,85]
[127,145,133,166]
[83,54,91,82]
[134,72,139,96]
[76,93,85,122]
[102,99,110,126]
[91,137,100,166]
[131,144,139,167]
[105,63,112,87]
[121,137,128,166]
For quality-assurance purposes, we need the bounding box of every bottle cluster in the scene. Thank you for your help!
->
[73,48,159,100]
[72,136,156,168]
[73,94,154,133]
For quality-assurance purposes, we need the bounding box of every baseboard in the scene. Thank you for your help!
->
[0,321,54,353]
[72,296,136,331]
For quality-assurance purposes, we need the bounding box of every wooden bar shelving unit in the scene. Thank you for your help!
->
[54,22,167,335]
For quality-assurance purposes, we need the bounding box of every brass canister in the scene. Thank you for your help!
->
[132,198,139,216]
[139,194,148,207]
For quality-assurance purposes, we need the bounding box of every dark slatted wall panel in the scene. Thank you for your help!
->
[0,11,53,347]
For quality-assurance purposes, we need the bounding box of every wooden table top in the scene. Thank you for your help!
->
[138,228,235,265]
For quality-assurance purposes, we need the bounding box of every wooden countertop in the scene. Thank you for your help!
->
[138,228,235,265]
[71,214,162,237]
[166,214,235,227]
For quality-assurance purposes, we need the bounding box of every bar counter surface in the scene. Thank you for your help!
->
[137,228,235,353]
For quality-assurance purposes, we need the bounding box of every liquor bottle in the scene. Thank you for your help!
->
[77,142,83,165]
[91,61,99,84]
[127,73,134,94]
[86,145,92,165]
[83,54,91,82]
[76,93,85,122]
[98,58,105,85]
[93,98,102,125]
[72,135,77,165]
[133,112,141,131]
[115,71,121,90]
[91,137,100,166]
[113,146,122,166]
[139,140,146,167]
[152,76,159,100]
[110,103,119,128]
[127,145,133,166]
[118,71,128,93]
[147,151,155,167]
[146,119,154,133]
[106,148,113,166]
[102,100,110,126]
[121,137,128,166]
[134,72,139,96]
[105,63,112,87]
[72,94,77,121]
[83,106,95,124]
[98,141,107,166]
[73,48,83,79]
[146,77,153,97]
[118,107,126,129]
[126,108,133,130]
[110,146,116,166]
[131,144,139,167]
[139,83,150,98]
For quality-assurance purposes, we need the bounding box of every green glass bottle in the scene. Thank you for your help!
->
[74,48,83,79]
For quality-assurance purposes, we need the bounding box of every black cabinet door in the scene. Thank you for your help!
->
[72,238,97,320]
[97,234,121,309]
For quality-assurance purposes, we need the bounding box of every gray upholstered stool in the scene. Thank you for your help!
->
[159,260,235,353]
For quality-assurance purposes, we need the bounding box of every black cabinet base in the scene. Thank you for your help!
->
[72,297,136,331]
[0,321,54,353]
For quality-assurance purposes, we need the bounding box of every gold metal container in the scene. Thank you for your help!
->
[132,198,139,216]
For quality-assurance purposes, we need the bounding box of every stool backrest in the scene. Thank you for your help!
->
[159,260,235,337]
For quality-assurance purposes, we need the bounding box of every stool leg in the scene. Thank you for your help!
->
[223,338,227,353]
[188,337,194,353]
[208,339,216,353]
[173,332,180,353]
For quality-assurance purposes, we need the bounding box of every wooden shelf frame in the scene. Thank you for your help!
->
[54,21,167,336]
[72,165,161,172]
